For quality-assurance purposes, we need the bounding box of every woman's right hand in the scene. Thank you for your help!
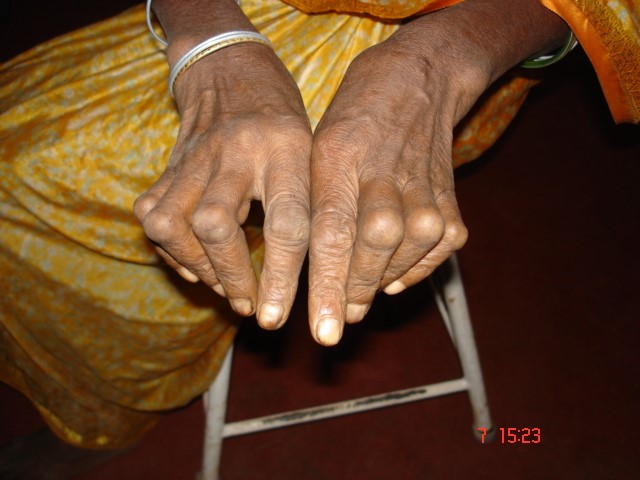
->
[134,41,312,328]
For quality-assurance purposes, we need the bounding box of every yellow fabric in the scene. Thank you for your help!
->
[1,0,623,449]
[283,0,463,18]
[539,0,640,123]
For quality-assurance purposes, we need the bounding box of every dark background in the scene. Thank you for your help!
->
[1,2,639,479]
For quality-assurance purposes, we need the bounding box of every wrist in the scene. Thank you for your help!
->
[393,0,570,85]
[172,42,268,105]
[169,31,272,97]
[172,41,306,123]
[378,0,570,121]
[151,0,257,65]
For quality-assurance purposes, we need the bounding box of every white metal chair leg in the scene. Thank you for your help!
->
[198,344,234,480]
[198,254,494,478]
[432,254,494,440]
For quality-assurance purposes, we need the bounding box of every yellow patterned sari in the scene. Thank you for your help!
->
[0,0,637,449]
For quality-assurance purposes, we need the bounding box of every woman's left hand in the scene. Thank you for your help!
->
[307,0,569,345]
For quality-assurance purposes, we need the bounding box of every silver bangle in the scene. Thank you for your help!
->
[146,0,242,48]
[168,30,272,97]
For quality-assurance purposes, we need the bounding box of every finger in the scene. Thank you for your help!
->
[140,144,222,291]
[134,163,203,284]
[154,245,202,284]
[308,133,359,346]
[344,179,404,323]
[384,189,467,294]
[379,178,444,289]
[383,124,460,294]
[192,159,257,316]
[257,139,311,329]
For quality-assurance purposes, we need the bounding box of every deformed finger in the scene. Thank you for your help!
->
[192,164,257,316]
[380,179,445,288]
[384,189,467,294]
[309,132,359,345]
[345,179,404,323]
[255,130,311,329]
[138,143,222,290]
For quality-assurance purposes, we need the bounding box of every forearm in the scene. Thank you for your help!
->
[391,0,570,107]
[151,0,257,65]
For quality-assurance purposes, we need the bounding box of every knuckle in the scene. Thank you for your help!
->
[360,207,404,249]
[220,117,312,163]
[133,193,157,222]
[443,219,469,251]
[275,121,313,145]
[314,121,371,159]
[405,207,445,247]
[142,207,181,244]
[227,122,259,150]
[191,204,237,244]
[265,200,310,248]
[311,212,356,256]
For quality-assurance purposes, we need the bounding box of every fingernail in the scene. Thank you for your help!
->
[384,280,407,295]
[212,284,226,297]
[231,299,254,316]
[346,303,368,323]
[177,267,199,283]
[316,317,343,346]
[257,302,284,329]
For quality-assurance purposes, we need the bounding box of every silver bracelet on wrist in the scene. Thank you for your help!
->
[168,30,272,97]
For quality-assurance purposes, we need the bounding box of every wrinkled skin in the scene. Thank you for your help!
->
[1,1,572,478]
[135,33,473,347]
[308,36,477,345]
[134,43,312,327]
[136,0,568,345]
[306,0,567,345]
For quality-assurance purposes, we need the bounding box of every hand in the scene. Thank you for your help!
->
[134,43,312,327]
[308,0,569,346]
[308,43,470,346]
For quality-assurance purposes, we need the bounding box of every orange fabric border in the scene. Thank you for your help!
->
[282,0,463,19]
[540,0,640,123]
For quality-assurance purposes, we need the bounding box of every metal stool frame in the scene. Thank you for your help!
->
[198,254,493,480]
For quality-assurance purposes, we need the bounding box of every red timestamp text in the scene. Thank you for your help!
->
[476,427,541,444]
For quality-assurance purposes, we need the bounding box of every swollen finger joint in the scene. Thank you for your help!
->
[442,220,469,251]
[405,207,445,248]
[360,208,404,250]
[192,204,238,244]
[265,201,310,248]
[142,208,184,245]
